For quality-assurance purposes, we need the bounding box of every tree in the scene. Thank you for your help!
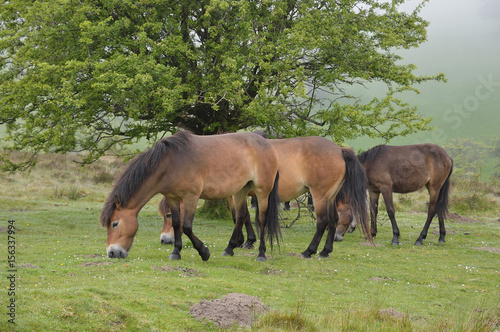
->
[0,0,445,170]
[443,138,494,178]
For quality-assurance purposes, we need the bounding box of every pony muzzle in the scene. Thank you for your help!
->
[107,244,129,259]
[160,232,175,244]
[334,231,344,242]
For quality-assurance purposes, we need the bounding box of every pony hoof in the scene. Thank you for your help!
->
[222,250,233,257]
[438,239,445,244]
[242,242,254,249]
[200,247,210,261]
[300,252,312,259]
[391,241,399,246]
[319,251,330,258]
[414,240,423,246]
[169,253,181,260]
[256,256,266,262]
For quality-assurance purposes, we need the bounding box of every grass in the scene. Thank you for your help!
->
[1,154,499,331]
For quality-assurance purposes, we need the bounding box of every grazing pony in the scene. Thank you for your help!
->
[159,136,372,258]
[358,144,453,246]
[100,131,281,262]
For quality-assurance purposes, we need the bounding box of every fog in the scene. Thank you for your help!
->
[346,0,500,149]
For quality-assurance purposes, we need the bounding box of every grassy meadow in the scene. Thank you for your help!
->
[1,154,499,331]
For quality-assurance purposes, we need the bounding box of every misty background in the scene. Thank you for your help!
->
[346,0,500,154]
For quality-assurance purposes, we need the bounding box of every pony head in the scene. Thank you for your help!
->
[104,195,139,258]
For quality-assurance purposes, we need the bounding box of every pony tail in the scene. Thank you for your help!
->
[265,171,282,250]
[436,160,453,219]
[339,148,373,244]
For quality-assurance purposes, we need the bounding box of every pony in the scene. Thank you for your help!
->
[100,131,281,262]
[357,144,453,246]
[158,136,372,258]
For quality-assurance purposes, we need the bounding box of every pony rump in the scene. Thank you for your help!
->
[338,148,372,243]
[99,132,191,227]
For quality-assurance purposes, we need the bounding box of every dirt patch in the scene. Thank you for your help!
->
[369,277,397,282]
[0,227,6,232]
[379,308,406,319]
[151,265,204,277]
[448,212,481,223]
[81,261,113,267]
[18,263,41,268]
[190,293,269,328]
[473,247,500,253]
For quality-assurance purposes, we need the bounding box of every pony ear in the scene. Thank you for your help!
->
[114,195,122,209]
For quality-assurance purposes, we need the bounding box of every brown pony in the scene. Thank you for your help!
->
[159,136,372,258]
[357,144,453,246]
[100,131,281,262]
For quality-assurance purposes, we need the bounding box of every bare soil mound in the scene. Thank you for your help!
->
[190,293,269,328]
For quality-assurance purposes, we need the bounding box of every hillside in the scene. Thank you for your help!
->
[345,0,500,178]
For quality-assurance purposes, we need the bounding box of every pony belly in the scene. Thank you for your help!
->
[200,178,253,200]
[277,180,308,202]
[392,181,427,194]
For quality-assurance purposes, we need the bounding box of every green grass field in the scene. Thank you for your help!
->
[1,154,499,331]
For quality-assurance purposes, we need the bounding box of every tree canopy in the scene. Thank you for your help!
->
[0,0,445,170]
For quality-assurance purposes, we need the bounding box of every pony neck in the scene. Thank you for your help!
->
[123,184,160,216]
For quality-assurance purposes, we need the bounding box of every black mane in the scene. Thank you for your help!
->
[357,144,390,165]
[99,131,191,227]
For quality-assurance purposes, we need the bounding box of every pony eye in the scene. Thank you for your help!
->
[166,213,172,218]
[112,221,119,229]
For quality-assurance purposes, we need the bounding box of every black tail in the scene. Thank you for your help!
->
[262,171,281,250]
[436,160,453,219]
[338,148,372,244]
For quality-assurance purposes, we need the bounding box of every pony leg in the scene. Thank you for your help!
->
[229,196,256,249]
[369,191,380,238]
[242,206,256,249]
[415,188,439,246]
[223,191,250,256]
[168,201,183,260]
[380,188,400,246]
[255,196,269,262]
[228,198,245,248]
[179,198,210,261]
[319,201,338,258]
[302,199,329,258]
[438,214,446,243]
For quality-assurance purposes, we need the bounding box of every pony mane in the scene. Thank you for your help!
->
[357,144,390,165]
[99,131,191,227]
